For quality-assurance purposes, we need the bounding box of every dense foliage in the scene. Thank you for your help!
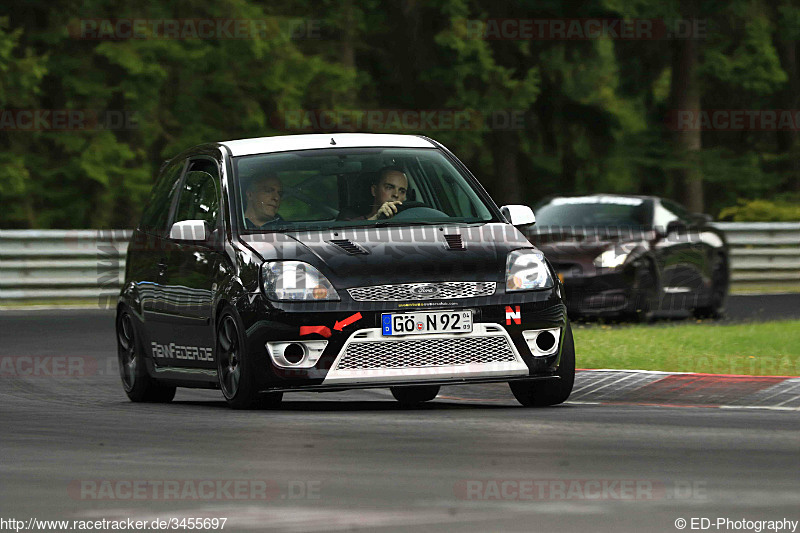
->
[1,0,799,228]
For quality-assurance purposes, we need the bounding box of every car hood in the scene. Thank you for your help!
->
[241,223,533,288]
[523,226,653,262]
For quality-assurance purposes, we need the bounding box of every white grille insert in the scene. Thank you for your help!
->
[322,325,529,384]
[338,336,515,370]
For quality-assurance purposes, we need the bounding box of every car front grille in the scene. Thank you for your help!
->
[347,281,496,302]
[335,335,516,370]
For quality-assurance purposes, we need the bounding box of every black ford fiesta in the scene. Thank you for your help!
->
[117,133,573,409]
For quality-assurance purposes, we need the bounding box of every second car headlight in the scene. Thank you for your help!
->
[593,248,630,269]
[506,249,554,291]
[262,261,340,301]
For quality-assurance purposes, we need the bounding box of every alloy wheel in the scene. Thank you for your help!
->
[217,315,241,399]
[117,312,137,391]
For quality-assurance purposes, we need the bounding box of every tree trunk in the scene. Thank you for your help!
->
[775,38,800,192]
[341,0,356,72]
[492,131,523,204]
[667,0,704,212]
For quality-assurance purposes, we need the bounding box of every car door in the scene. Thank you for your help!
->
[132,158,186,350]
[156,157,224,370]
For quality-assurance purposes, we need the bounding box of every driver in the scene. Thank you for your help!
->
[243,173,284,229]
[361,166,408,220]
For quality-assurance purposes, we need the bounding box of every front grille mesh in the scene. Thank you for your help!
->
[336,336,515,370]
[347,281,495,302]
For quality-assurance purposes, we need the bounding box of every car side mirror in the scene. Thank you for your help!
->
[501,205,536,226]
[170,220,210,242]
[666,220,687,235]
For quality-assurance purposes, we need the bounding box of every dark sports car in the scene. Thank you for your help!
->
[524,195,730,321]
[117,133,574,409]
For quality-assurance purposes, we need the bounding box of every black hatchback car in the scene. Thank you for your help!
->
[117,134,573,409]
[525,195,730,321]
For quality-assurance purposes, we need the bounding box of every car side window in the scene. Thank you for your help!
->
[174,165,221,229]
[139,160,185,236]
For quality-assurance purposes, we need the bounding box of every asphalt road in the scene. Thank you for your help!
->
[1,300,799,533]
[723,293,800,322]
[572,292,800,323]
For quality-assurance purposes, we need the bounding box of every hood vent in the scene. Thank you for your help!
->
[443,234,464,250]
[329,239,369,255]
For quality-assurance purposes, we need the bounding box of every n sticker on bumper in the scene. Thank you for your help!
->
[505,306,521,325]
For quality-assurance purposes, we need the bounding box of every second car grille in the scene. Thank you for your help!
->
[347,281,496,301]
[335,336,515,370]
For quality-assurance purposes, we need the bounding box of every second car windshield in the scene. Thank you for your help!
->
[534,197,652,228]
[233,148,495,230]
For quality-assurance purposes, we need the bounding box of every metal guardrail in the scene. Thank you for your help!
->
[714,222,800,284]
[0,223,798,303]
[0,230,131,304]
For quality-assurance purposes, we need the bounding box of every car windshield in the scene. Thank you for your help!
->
[233,148,495,231]
[534,197,652,228]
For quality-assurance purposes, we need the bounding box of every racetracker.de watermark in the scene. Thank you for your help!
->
[667,109,800,131]
[0,517,228,531]
[0,356,97,378]
[455,479,706,501]
[662,355,800,377]
[0,110,138,131]
[69,479,321,501]
[460,18,707,40]
[69,18,322,40]
[272,109,528,132]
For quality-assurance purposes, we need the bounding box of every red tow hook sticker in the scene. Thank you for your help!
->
[299,326,332,338]
[333,312,362,331]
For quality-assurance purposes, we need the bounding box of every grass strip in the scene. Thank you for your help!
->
[573,320,800,376]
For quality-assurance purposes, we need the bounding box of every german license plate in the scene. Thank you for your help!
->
[381,310,473,336]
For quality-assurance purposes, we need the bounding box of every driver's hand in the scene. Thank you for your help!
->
[368,201,402,220]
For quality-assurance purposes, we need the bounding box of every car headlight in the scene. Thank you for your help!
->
[262,261,340,301]
[593,249,630,269]
[506,249,554,291]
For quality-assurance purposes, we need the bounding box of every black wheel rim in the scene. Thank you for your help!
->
[117,313,137,391]
[217,315,241,399]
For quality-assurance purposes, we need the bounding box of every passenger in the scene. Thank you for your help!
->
[355,167,409,220]
[243,173,284,229]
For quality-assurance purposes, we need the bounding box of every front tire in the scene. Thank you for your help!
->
[217,308,282,410]
[693,255,728,319]
[509,322,575,407]
[116,310,176,403]
[390,385,440,406]
[625,265,658,323]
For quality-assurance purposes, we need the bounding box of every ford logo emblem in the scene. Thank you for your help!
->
[412,285,439,296]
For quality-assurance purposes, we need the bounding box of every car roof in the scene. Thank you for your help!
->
[220,133,437,157]
[547,194,656,201]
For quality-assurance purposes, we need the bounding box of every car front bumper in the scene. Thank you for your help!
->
[238,290,568,392]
